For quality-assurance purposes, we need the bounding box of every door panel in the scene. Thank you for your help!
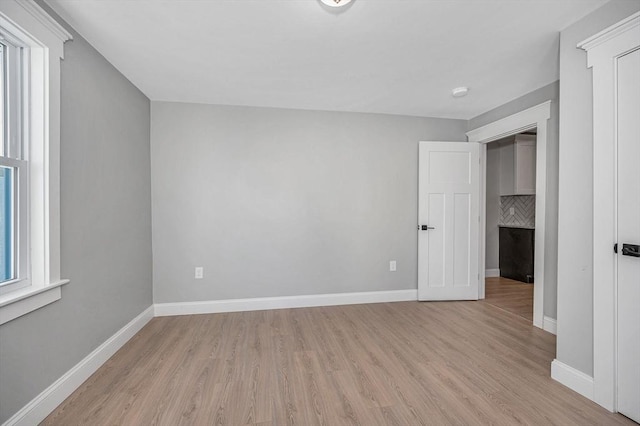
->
[616,47,640,423]
[427,192,445,288]
[418,142,479,301]
[429,151,471,183]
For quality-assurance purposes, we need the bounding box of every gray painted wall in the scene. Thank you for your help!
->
[151,102,467,303]
[0,5,153,423]
[556,0,640,377]
[485,143,500,271]
[468,81,559,319]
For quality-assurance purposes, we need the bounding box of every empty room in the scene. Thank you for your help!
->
[0,0,639,425]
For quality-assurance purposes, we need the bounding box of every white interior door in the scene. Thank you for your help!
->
[616,47,640,423]
[418,142,479,301]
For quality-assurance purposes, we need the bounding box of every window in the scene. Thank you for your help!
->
[0,32,29,295]
[0,1,71,324]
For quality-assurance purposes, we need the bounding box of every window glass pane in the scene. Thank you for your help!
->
[0,42,4,157]
[0,166,14,283]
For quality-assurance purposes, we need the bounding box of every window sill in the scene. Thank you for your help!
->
[0,279,70,325]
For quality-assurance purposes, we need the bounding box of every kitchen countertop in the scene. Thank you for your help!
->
[498,224,535,230]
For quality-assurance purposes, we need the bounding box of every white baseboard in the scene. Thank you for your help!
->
[3,305,154,426]
[551,359,594,401]
[485,269,500,277]
[155,289,418,317]
[543,316,557,335]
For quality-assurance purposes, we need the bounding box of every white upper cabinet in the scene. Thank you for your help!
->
[499,134,536,196]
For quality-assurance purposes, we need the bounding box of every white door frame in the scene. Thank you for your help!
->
[466,101,551,329]
[578,11,640,412]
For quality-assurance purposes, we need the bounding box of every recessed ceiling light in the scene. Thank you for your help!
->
[452,87,469,98]
[320,0,353,8]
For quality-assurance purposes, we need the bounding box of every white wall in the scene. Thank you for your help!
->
[485,142,501,271]
[556,0,640,377]
[151,102,467,303]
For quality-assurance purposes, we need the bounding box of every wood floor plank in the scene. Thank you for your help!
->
[43,300,633,426]
[485,276,534,321]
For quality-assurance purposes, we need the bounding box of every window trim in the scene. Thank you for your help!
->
[0,0,71,325]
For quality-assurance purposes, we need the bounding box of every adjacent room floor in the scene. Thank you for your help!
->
[43,299,632,425]
[484,276,534,322]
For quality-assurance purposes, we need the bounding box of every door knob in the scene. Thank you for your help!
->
[420,225,435,231]
[621,243,640,258]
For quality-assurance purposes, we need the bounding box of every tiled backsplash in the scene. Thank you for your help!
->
[499,195,535,227]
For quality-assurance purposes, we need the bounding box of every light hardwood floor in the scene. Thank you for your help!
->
[484,276,534,321]
[44,301,632,425]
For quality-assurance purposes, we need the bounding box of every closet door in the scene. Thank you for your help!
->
[580,11,640,415]
[615,46,640,424]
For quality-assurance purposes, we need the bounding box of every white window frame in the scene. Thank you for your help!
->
[0,0,71,325]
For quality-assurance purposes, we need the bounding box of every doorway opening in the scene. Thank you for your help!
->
[467,101,551,330]
[483,131,536,322]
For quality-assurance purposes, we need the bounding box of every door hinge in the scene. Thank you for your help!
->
[614,243,618,254]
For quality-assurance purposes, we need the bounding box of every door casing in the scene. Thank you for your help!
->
[467,101,552,330]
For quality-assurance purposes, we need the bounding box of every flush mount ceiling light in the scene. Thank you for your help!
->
[452,87,469,98]
[320,0,353,8]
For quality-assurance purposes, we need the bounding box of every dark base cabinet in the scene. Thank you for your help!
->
[499,227,534,283]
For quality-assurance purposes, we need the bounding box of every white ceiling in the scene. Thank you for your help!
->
[46,0,607,120]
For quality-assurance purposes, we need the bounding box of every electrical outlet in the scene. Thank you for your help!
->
[195,267,204,279]
[509,207,515,216]
[389,260,397,272]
